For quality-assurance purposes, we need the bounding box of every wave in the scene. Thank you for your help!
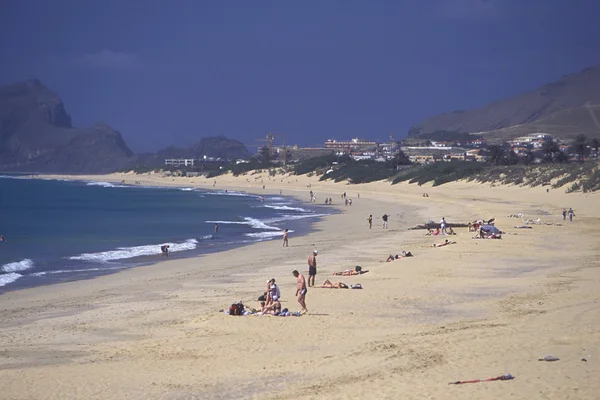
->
[262,204,310,212]
[2,259,34,273]
[264,213,328,223]
[179,187,196,191]
[85,181,128,188]
[68,238,199,262]
[244,231,287,239]
[206,217,279,231]
[203,190,253,197]
[0,272,22,287]
[33,266,125,277]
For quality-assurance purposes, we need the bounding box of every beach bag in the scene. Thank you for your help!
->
[257,292,266,301]
[229,303,244,316]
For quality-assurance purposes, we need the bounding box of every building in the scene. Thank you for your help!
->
[324,138,378,153]
[164,159,197,167]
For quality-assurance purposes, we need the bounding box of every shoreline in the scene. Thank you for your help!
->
[1,172,599,399]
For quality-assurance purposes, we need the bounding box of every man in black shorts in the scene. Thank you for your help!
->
[307,250,318,287]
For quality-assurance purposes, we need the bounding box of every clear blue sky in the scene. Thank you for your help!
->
[1,0,600,152]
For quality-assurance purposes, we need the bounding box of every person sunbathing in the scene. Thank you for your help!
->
[432,239,456,247]
[333,269,369,276]
[432,228,441,236]
[320,279,349,289]
[382,251,413,262]
[425,229,434,236]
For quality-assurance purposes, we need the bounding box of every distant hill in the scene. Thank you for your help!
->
[0,80,133,173]
[126,136,252,169]
[0,80,252,173]
[410,64,600,142]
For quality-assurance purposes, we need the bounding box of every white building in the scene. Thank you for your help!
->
[164,159,197,167]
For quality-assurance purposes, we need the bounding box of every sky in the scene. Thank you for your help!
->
[1,0,600,153]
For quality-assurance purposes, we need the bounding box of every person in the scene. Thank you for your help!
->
[382,214,389,229]
[357,193,360,199]
[348,199,352,206]
[0,235,5,243]
[345,198,349,206]
[214,223,219,233]
[280,190,282,195]
[425,229,434,236]
[308,250,318,287]
[562,209,567,220]
[160,244,170,257]
[382,251,413,262]
[440,217,447,235]
[368,215,373,229]
[282,229,289,247]
[320,280,348,289]
[432,239,456,247]
[292,270,308,314]
[568,208,574,222]
[260,300,281,315]
[447,227,456,235]
[333,269,369,276]
[270,279,280,302]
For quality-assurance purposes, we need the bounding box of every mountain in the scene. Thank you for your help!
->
[127,136,251,169]
[410,64,600,141]
[0,79,133,173]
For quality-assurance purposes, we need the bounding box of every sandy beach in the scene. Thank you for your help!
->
[1,171,599,400]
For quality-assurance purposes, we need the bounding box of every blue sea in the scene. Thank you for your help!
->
[0,176,331,292]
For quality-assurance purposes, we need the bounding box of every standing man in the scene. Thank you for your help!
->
[307,250,318,287]
[292,270,308,314]
[562,209,567,221]
[382,214,389,229]
[282,229,289,247]
[440,217,447,235]
[214,223,219,234]
[368,215,373,229]
[568,208,574,222]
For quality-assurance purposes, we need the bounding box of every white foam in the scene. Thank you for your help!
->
[244,231,286,239]
[203,190,252,197]
[85,181,128,188]
[264,213,328,223]
[0,272,22,287]
[179,187,196,191]
[69,238,199,262]
[2,259,34,273]
[33,266,125,276]
[206,217,279,231]
[262,204,310,212]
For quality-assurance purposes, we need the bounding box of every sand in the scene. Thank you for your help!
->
[1,171,599,400]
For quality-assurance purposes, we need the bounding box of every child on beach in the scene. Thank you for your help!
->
[283,229,289,247]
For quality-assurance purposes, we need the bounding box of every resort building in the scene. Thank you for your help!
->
[164,158,197,167]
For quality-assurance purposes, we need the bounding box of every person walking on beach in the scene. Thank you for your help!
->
[368,215,373,229]
[292,270,308,314]
[382,214,389,229]
[283,229,289,247]
[562,209,567,221]
[440,217,447,235]
[568,208,574,222]
[308,250,318,287]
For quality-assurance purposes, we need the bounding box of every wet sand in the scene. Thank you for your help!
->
[1,172,599,399]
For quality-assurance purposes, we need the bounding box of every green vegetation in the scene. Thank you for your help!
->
[319,160,398,184]
[392,160,485,186]
[391,161,600,192]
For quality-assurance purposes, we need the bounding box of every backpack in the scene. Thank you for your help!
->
[229,303,244,316]
[257,294,266,301]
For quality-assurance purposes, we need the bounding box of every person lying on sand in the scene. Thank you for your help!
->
[333,269,369,276]
[320,280,349,289]
[381,251,413,262]
[432,239,456,247]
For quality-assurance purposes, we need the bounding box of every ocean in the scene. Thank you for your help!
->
[0,176,331,292]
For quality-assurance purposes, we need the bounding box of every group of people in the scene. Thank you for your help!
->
[562,208,575,221]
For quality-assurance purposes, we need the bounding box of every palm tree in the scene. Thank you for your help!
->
[486,144,507,165]
[591,138,600,161]
[570,134,589,162]
[541,138,560,163]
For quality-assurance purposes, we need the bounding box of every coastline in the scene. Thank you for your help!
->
[1,172,599,399]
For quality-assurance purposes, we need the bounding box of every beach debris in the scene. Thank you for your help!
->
[582,358,587,362]
[448,373,514,385]
[538,356,560,362]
